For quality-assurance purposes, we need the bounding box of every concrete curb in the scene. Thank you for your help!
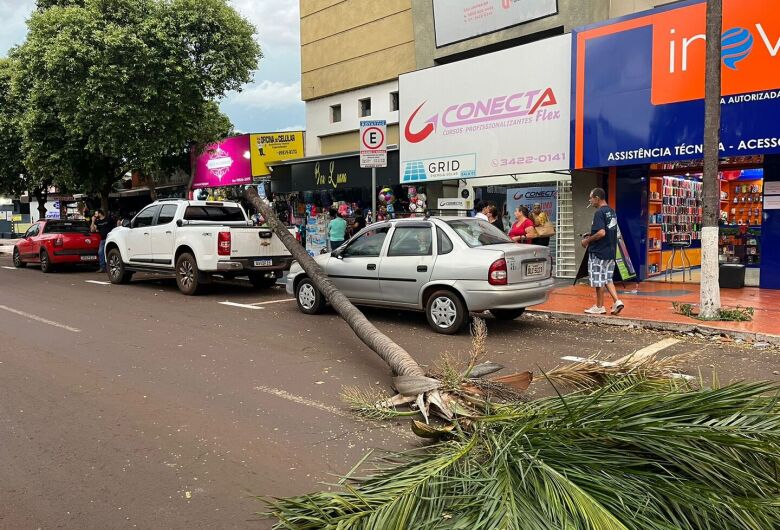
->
[527,309,780,347]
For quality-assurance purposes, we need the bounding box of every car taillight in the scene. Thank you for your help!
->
[54,237,63,247]
[488,258,507,285]
[218,231,231,255]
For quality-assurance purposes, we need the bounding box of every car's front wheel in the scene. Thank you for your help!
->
[491,308,526,321]
[107,248,133,284]
[425,289,466,335]
[175,252,202,295]
[40,249,54,273]
[295,277,325,314]
[12,248,26,268]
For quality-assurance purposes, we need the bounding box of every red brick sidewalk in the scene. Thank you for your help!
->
[529,281,780,339]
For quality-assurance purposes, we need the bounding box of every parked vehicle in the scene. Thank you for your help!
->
[13,219,100,273]
[104,199,294,295]
[286,217,554,334]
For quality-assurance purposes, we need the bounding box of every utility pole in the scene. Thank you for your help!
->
[699,0,723,319]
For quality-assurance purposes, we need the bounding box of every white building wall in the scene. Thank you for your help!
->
[305,80,400,156]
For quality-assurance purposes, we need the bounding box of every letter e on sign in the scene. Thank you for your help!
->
[360,120,387,168]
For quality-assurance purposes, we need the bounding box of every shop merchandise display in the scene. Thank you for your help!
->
[378,187,396,219]
[407,186,428,215]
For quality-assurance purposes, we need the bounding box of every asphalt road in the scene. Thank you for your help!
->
[1,255,778,529]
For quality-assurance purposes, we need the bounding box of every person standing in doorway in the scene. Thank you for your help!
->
[530,203,551,247]
[486,204,504,232]
[581,188,624,315]
[327,209,347,251]
[474,201,489,221]
[90,209,113,273]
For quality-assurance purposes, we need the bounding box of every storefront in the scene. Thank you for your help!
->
[269,149,440,254]
[572,0,780,289]
[398,33,577,276]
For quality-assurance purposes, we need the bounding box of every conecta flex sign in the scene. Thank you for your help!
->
[399,34,571,183]
[573,0,780,168]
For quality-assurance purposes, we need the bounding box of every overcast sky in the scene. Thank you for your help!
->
[0,0,305,134]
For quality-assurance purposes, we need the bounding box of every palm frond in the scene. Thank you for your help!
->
[263,381,780,529]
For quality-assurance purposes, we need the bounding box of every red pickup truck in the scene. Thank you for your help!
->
[13,219,101,273]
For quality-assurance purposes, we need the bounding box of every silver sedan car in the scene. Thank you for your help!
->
[286,216,554,334]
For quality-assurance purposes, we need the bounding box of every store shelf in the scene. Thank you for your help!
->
[649,200,662,204]
[648,249,661,253]
[649,224,662,228]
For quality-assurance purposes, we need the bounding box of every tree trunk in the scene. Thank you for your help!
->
[33,187,47,221]
[700,0,723,319]
[244,187,425,378]
[100,182,111,213]
[147,172,158,202]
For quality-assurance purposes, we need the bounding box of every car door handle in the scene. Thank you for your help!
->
[417,265,428,272]
[165,231,172,234]
[143,232,149,235]
[367,264,376,270]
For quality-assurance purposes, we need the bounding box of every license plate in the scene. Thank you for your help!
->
[525,262,544,276]
[80,255,97,261]
[254,259,273,267]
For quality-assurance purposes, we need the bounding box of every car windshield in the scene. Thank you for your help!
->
[184,205,245,222]
[446,219,512,247]
[45,221,91,234]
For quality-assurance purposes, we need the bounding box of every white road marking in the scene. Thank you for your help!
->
[561,356,617,367]
[218,301,261,310]
[252,384,416,440]
[253,384,353,419]
[249,298,294,306]
[85,280,111,285]
[2,266,17,270]
[561,338,691,379]
[0,305,81,333]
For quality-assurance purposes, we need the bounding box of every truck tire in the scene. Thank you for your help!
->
[249,273,278,289]
[175,252,202,295]
[295,277,325,314]
[40,249,54,273]
[491,308,526,321]
[107,248,134,284]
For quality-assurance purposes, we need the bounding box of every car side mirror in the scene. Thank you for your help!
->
[331,249,343,259]
[121,219,131,228]
[176,219,183,227]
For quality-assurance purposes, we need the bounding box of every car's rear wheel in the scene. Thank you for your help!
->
[249,272,278,289]
[175,252,202,295]
[295,277,324,314]
[40,249,54,273]
[425,289,466,335]
[12,248,26,268]
[107,248,133,284]
[491,308,526,321]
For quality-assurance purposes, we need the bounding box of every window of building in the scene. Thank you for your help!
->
[390,91,399,112]
[359,97,371,117]
[330,104,341,123]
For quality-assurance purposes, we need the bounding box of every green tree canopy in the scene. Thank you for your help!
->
[15,0,260,206]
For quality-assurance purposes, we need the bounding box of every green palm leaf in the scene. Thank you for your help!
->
[262,381,780,529]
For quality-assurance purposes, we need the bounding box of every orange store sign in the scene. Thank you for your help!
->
[651,0,780,104]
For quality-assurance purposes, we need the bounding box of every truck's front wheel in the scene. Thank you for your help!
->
[176,252,202,295]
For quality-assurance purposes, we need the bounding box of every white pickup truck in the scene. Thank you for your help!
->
[104,199,294,295]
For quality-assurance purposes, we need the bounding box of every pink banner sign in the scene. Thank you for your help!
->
[192,135,252,189]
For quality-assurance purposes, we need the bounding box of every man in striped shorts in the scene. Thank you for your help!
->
[581,188,624,315]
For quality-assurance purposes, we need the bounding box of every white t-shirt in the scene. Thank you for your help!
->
[475,212,488,221]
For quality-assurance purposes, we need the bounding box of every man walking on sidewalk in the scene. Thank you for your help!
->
[581,188,624,315]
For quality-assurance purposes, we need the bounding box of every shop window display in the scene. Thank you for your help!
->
[646,157,764,279]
